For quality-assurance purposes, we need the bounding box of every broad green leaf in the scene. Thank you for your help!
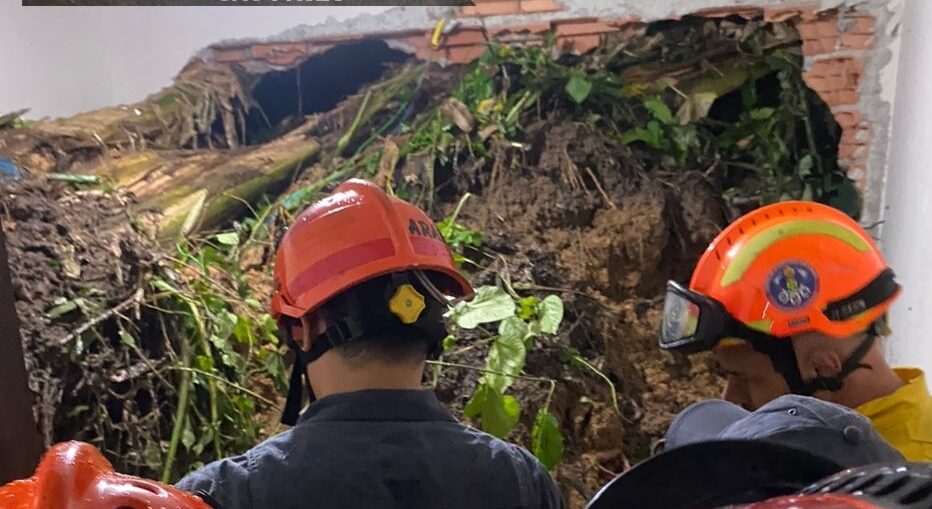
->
[466,384,520,438]
[537,295,564,335]
[798,154,814,177]
[675,92,717,125]
[215,232,240,246]
[46,300,78,319]
[446,286,516,329]
[531,410,565,470]
[194,354,214,372]
[485,317,528,392]
[566,72,593,104]
[232,315,254,345]
[119,331,135,347]
[644,96,675,125]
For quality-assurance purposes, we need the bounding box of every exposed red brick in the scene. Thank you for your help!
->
[446,44,490,63]
[845,165,867,182]
[461,0,522,17]
[692,6,762,19]
[834,110,861,129]
[802,37,837,56]
[842,14,875,34]
[553,19,617,37]
[250,42,308,60]
[841,125,871,145]
[814,19,838,37]
[838,142,868,159]
[796,22,820,39]
[802,72,830,92]
[765,7,805,23]
[444,29,491,47]
[518,0,564,14]
[213,47,249,64]
[492,22,552,36]
[560,34,602,54]
[840,33,875,50]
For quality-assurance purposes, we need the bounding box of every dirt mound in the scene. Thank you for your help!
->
[433,121,727,504]
[1,176,163,472]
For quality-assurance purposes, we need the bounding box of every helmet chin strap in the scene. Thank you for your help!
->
[746,327,877,397]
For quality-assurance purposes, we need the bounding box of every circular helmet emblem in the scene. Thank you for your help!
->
[767,261,818,310]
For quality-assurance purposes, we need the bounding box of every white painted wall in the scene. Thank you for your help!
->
[0,5,390,119]
[882,0,932,373]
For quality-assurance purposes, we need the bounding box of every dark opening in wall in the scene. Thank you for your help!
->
[246,39,410,144]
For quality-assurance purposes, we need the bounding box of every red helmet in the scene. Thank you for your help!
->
[0,442,214,509]
[270,179,472,320]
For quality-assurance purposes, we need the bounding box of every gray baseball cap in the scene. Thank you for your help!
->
[665,394,904,468]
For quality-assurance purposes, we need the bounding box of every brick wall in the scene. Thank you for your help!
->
[198,2,879,190]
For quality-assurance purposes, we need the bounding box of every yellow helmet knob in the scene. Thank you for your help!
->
[388,284,426,325]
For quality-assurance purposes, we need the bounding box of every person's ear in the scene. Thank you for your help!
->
[808,346,843,378]
[295,313,326,352]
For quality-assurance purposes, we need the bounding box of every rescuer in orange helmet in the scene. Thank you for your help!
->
[658,201,932,461]
[175,179,564,509]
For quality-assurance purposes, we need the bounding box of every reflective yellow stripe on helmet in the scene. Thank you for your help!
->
[720,220,870,287]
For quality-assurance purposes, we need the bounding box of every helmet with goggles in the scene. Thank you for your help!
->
[659,201,900,394]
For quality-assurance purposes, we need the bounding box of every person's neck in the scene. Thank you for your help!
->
[827,356,904,408]
[307,360,425,399]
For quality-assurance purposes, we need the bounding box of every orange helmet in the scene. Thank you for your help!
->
[0,442,215,509]
[270,178,472,320]
[691,201,898,339]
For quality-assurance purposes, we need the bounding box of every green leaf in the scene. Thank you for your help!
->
[446,286,516,329]
[232,315,254,345]
[798,154,814,177]
[517,296,539,321]
[119,331,135,347]
[442,335,456,351]
[644,96,675,125]
[46,300,79,319]
[537,295,564,335]
[531,410,565,470]
[566,72,593,104]
[142,440,163,469]
[215,232,240,246]
[194,355,214,372]
[465,384,520,438]
[485,318,528,392]
[749,107,776,120]
[181,417,196,450]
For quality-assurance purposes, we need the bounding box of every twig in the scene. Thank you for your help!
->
[168,367,282,411]
[426,359,555,385]
[570,355,621,417]
[337,89,373,155]
[59,288,144,345]
[585,166,616,209]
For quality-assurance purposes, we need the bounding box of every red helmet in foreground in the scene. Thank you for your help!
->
[0,442,214,509]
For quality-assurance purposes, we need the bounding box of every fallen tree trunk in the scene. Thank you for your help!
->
[0,68,250,174]
[87,132,320,242]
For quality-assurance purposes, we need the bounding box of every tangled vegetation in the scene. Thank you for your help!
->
[3,14,859,490]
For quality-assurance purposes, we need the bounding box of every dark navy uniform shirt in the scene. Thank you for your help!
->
[176,389,565,509]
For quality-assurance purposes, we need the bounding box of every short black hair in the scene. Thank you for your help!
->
[316,271,447,367]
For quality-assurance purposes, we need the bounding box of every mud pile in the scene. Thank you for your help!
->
[425,119,727,505]
[0,176,167,473]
